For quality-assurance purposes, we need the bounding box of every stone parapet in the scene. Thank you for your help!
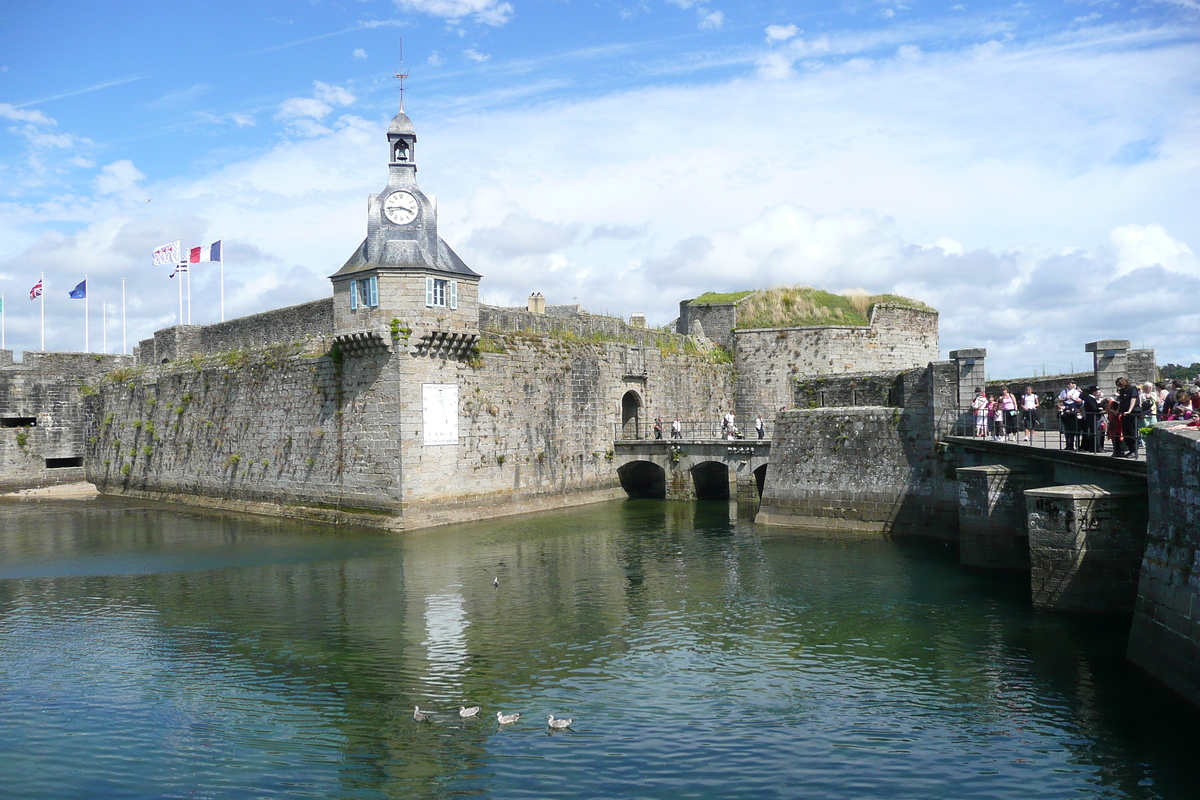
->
[1025,484,1148,615]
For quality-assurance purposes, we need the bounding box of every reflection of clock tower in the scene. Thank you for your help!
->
[330,99,481,356]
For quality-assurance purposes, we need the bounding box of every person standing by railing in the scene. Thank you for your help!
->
[999,387,1019,442]
[1114,376,1139,459]
[970,388,988,437]
[1082,385,1105,453]
[755,414,764,440]
[653,417,663,440]
[1020,386,1039,443]
[671,418,682,439]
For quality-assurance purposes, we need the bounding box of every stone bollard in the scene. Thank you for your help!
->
[1025,484,1148,615]
[956,466,1043,570]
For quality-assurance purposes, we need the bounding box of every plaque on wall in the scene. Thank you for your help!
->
[423,384,459,445]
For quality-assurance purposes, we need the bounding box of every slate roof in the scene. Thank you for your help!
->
[331,236,481,279]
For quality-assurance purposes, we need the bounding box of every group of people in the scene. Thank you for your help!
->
[969,376,1200,458]
[650,411,767,440]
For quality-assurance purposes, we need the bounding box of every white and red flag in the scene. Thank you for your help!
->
[29,279,42,300]
[153,240,181,266]
[189,240,222,263]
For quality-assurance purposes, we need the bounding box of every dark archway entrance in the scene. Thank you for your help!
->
[621,390,642,439]
[618,461,666,499]
[691,461,731,501]
[754,464,768,498]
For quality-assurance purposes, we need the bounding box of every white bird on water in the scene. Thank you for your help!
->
[414,706,432,722]
[459,706,480,718]
[496,711,521,725]
[546,715,573,730]
[493,577,499,587]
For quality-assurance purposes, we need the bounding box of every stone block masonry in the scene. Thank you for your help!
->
[1025,484,1148,615]
[1,350,135,491]
[957,465,1047,570]
[1127,424,1200,706]
[89,329,733,531]
[755,406,958,539]
[734,305,938,426]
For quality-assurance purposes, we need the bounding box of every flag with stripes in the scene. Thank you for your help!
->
[29,279,43,300]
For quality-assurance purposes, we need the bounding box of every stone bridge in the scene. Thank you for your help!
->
[613,438,770,507]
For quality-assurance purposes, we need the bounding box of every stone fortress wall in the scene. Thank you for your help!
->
[88,302,734,530]
[0,350,134,490]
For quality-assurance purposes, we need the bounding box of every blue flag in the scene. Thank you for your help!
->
[69,279,86,299]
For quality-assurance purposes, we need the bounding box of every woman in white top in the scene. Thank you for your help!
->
[1021,386,1039,443]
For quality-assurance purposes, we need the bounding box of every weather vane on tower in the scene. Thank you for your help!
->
[394,38,409,111]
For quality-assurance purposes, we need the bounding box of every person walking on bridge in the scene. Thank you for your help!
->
[671,418,682,439]
[1114,377,1139,458]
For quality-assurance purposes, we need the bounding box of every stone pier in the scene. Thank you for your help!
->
[956,465,1044,570]
[1086,339,1129,399]
[1025,484,1148,615]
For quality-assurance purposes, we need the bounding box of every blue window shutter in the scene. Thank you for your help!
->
[350,280,358,310]
[449,280,458,310]
[426,276,435,307]
[369,275,378,307]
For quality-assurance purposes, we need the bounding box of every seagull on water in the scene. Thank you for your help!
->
[414,706,432,722]
[493,577,499,587]
[496,711,521,725]
[546,715,573,730]
[459,706,481,718]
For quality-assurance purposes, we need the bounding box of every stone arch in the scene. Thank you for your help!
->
[691,460,731,501]
[621,389,643,439]
[617,460,666,499]
[753,464,768,498]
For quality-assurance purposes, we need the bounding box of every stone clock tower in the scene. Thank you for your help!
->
[330,101,481,357]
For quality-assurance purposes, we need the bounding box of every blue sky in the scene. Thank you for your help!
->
[1,0,1198,376]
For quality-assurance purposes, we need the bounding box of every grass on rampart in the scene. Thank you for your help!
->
[691,290,754,305]
[730,287,932,329]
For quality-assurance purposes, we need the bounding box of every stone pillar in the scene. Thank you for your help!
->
[956,466,1043,570]
[1085,339,1129,398]
[949,348,986,409]
[527,292,546,313]
[665,459,695,500]
[1025,484,1148,615]
[629,313,646,328]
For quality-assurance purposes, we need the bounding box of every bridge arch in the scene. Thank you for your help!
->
[617,460,666,499]
[691,460,732,501]
[620,389,642,439]
[753,464,768,497]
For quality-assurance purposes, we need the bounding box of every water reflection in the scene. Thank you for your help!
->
[0,495,1196,799]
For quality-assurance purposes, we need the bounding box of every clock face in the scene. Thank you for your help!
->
[383,191,419,225]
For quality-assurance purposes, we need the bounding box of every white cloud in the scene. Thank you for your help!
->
[1110,223,1199,278]
[0,104,54,126]
[353,48,368,59]
[897,44,922,61]
[393,0,514,26]
[275,82,356,137]
[428,50,445,66]
[697,9,725,29]
[94,160,145,195]
[464,48,491,62]
[765,24,799,44]
[312,81,356,107]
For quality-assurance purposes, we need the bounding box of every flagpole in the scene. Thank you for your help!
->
[40,272,45,351]
[84,275,89,353]
[220,238,225,322]
[186,261,192,324]
[1,294,5,350]
[102,301,107,354]
[177,261,183,326]
[122,278,127,355]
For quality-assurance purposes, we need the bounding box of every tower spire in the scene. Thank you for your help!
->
[393,38,409,112]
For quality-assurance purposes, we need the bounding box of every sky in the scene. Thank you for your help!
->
[1,0,1198,378]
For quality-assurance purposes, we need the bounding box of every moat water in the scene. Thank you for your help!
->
[0,496,1197,800]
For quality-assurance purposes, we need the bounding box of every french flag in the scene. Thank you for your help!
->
[189,240,222,263]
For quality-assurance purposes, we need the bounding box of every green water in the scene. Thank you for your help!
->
[0,495,1196,799]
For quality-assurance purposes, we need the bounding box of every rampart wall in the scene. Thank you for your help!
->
[89,330,733,529]
[1,350,134,490]
[734,305,940,424]
[1127,424,1200,705]
[137,298,334,366]
[480,306,675,348]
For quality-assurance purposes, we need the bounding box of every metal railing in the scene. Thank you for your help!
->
[614,420,771,441]
[936,407,1149,458]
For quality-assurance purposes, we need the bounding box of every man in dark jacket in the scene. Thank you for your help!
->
[1115,377,1139,458]
[1082,386,1104,453]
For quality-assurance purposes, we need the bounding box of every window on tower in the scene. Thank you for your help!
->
[425,277,458,310]
[349,276,378,310]
[394,141,409,162]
